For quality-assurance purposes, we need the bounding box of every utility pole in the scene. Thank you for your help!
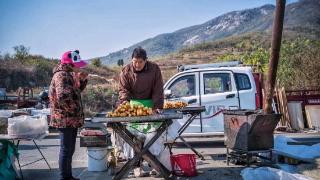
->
[264,0,286,114]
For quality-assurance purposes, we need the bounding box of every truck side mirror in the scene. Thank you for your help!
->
[164,89,172,99]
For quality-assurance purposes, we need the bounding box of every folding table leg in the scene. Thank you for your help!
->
[226,147,230,165]
[176,113,205,160]
[179,136,204,160]
[178,113,198,135]
[114,153,140,179]
[15,140,24,180]
[137,122,172,178]
[33,140,51,169]
[111,121,173,180]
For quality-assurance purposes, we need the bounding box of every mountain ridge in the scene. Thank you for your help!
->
[99,0,320,65]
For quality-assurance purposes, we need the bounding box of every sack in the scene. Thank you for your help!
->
[0,140,19,180]
[145,132,165,156]
[157,147,172,171]
[166,120,181,142]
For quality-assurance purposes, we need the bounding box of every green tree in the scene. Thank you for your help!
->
[91,58,102,67]
[242,47,269,73]
[277,38,320,89]
[117,59,124,66]
[13,45,30,60]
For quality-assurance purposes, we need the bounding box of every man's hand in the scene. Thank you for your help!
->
[115,100,128,108]
[153,109,163,114]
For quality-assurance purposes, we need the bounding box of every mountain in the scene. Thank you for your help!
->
[100,0,320,65]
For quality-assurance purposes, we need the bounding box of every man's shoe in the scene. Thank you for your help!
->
[134,167,147,177]
[149,169,161,177]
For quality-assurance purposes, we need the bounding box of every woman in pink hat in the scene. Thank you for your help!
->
[49,50,88,180]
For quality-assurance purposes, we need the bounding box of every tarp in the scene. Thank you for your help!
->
[274,135,320,162]
[241,167,313,180]
[0,140,18,180]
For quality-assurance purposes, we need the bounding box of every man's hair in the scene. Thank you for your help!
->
[132,46,147,61]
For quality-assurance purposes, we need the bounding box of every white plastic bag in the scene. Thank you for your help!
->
[144,131,165,156]
[113,121,181,161]
[166,120,181,142]
[156,147,172,171]
[241,167,313,180]
[8,115,48,139]
[0,110,13,118]
[144,120,181,156]
[30,108,50,116]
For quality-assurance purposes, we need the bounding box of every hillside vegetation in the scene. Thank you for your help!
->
[0,46,119,115]
[154,32,320,90]
[1,31,319,115]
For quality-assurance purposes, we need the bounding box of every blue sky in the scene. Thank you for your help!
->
[0,0,297,59]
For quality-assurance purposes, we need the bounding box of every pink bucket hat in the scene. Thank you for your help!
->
[61,50,87,68]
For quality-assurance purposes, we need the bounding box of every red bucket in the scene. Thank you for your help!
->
[170,154,197,177]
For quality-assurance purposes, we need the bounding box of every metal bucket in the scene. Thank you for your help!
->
[223,110,281,151]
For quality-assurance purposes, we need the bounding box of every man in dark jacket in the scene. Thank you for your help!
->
[49,50,87,180]
[117,47,164,177]
[119,46,164,112]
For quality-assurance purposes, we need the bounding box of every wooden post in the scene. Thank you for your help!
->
[263,0,286,114]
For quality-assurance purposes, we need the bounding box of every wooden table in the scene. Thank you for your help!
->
[92,113,183,180]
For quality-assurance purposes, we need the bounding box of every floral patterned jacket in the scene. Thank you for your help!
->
[49,64,87,128]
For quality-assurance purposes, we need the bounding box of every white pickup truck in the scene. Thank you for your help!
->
[163,61,262,136]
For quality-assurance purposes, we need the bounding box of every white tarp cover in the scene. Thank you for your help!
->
[241,167,313,180]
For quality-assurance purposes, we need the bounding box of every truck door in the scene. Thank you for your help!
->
[200,71,239,132]
[234,73,256,109]
[165,72,201,133]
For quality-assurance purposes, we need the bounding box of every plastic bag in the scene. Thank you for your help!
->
[156,147,172,171]
[113,121,181,160]
[274,135,320,161]
[8,115,48,139]
[0,110,13,118]
[145,131,165,156]
[241,167,313,180]
[30,108,50,116]
[111,131,134,160]
[166,120,181,142]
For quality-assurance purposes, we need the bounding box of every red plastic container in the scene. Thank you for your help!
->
[170,154,197,177]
